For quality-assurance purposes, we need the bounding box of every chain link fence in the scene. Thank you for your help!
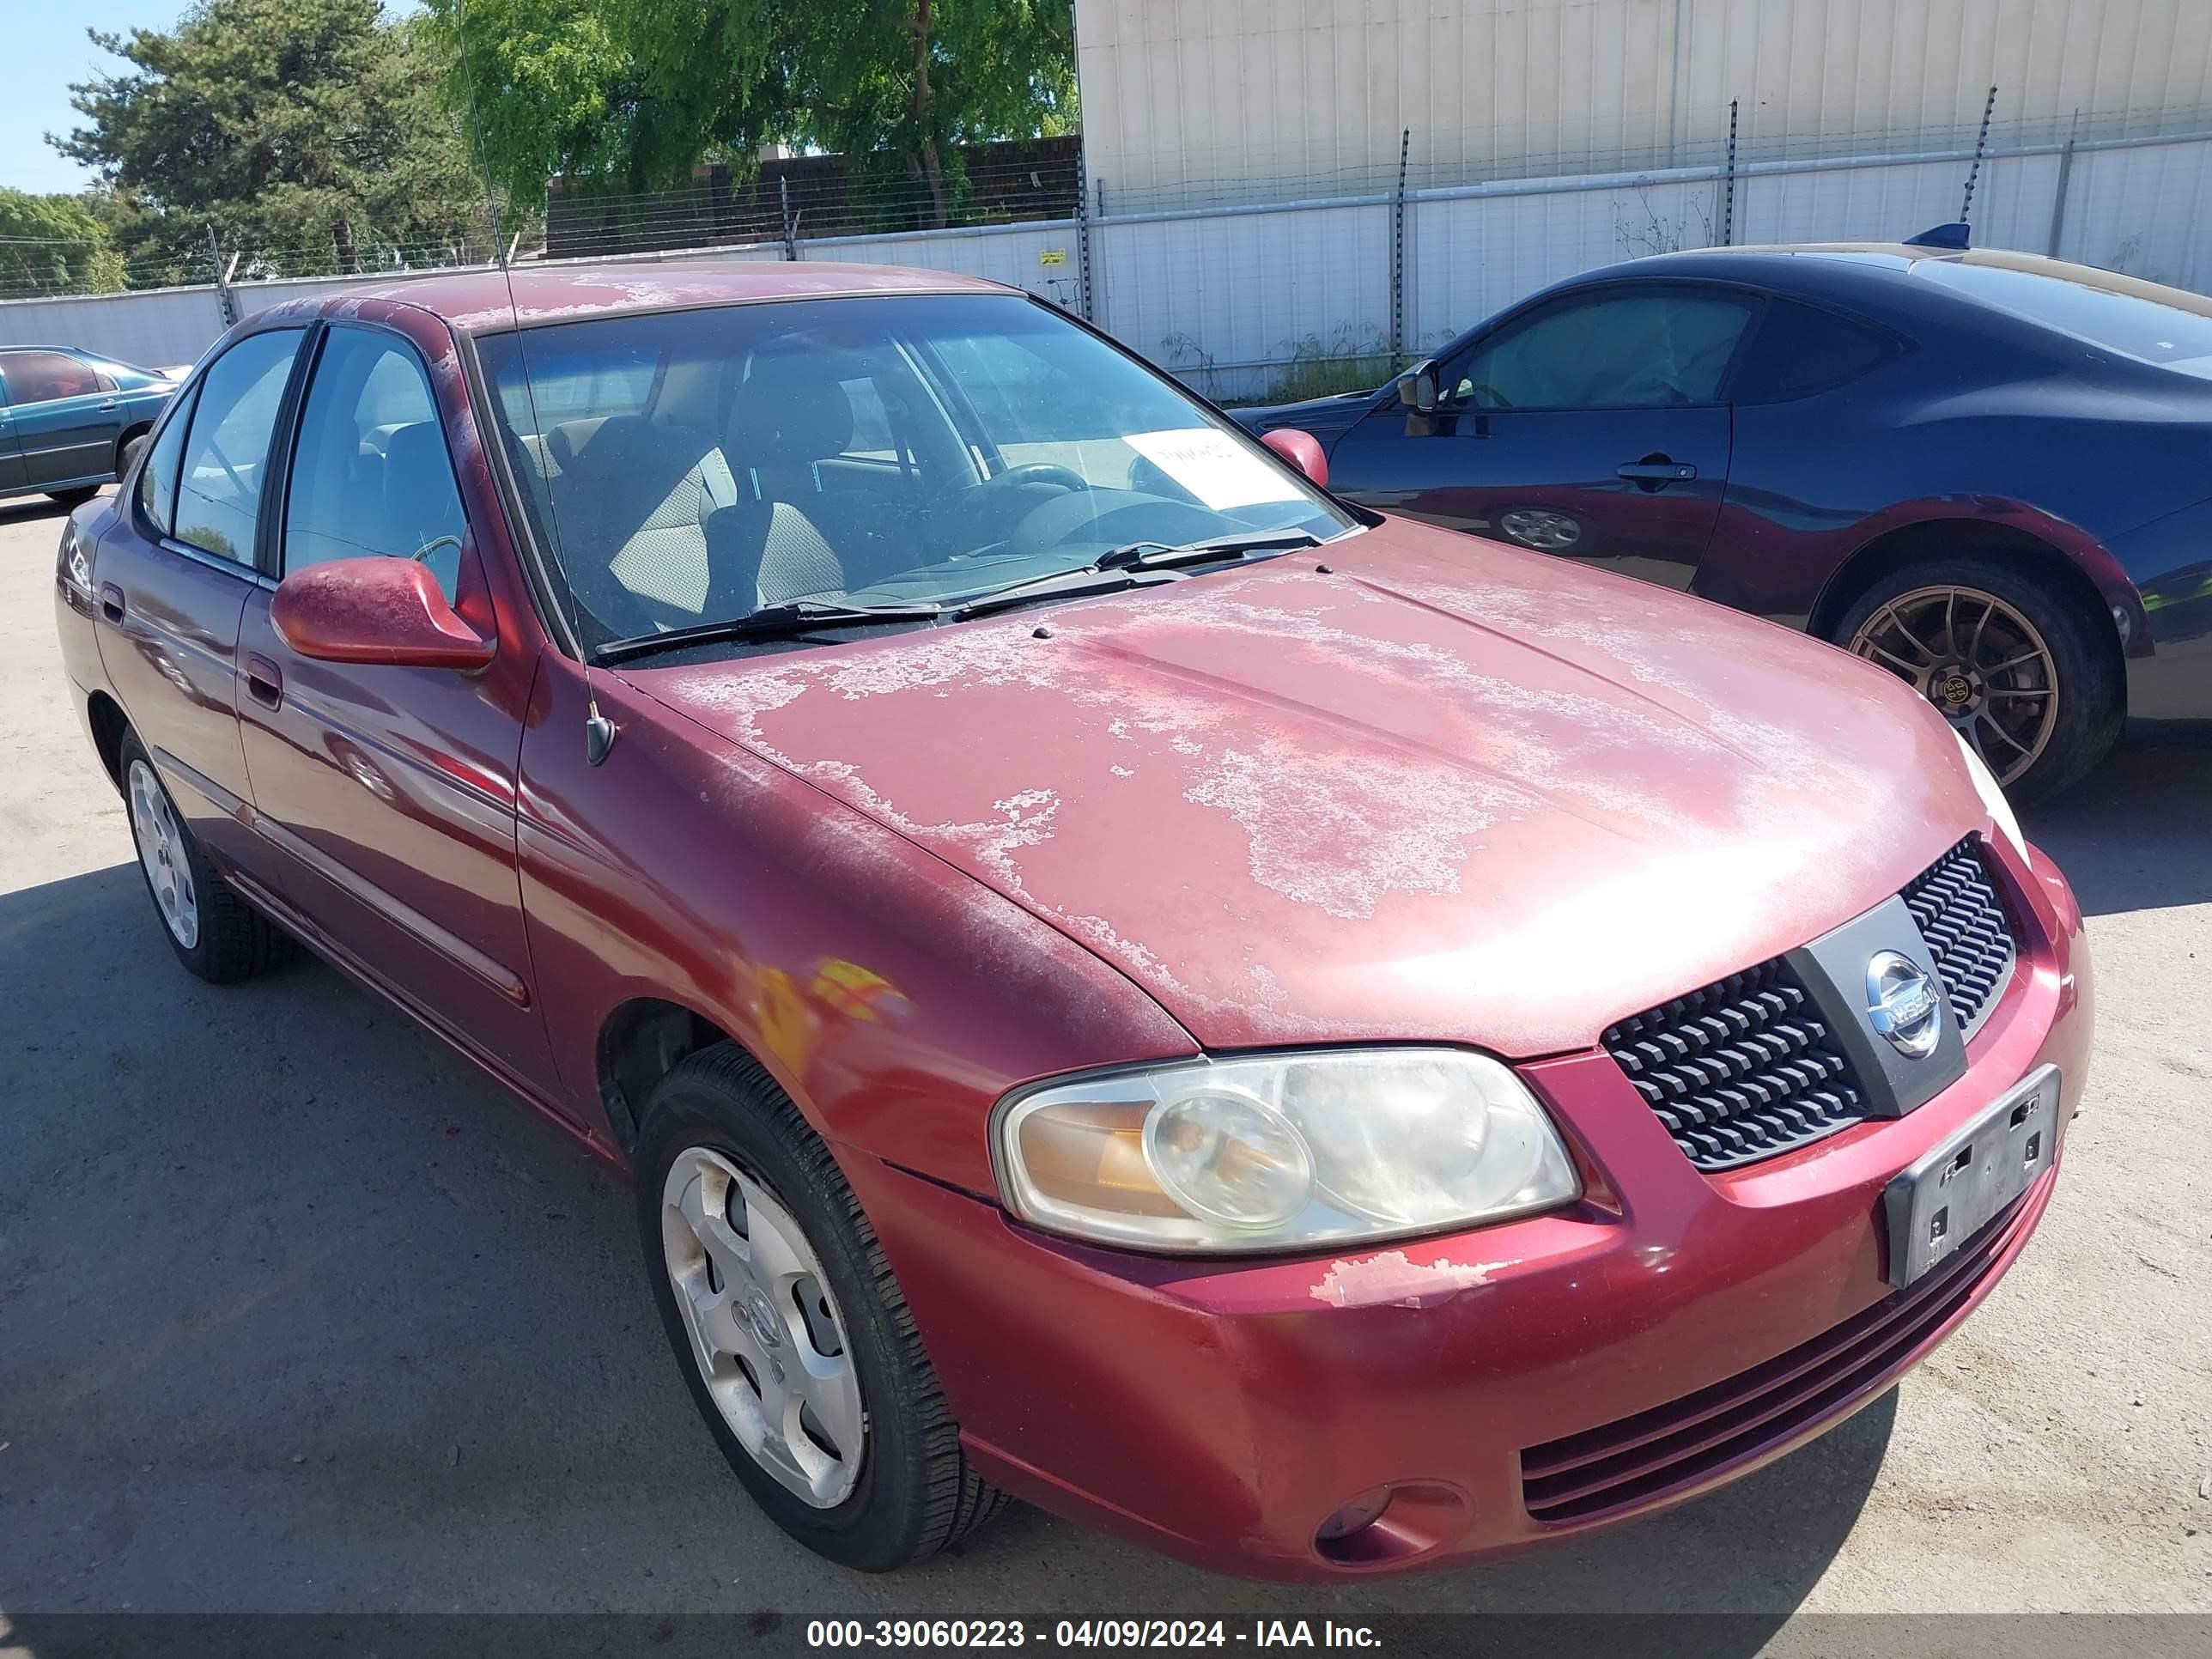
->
[6,99,2209,403]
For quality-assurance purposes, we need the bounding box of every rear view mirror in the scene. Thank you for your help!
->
[1395,363,1439,416]
[1259,427,1330,489]
[270,556,495,671]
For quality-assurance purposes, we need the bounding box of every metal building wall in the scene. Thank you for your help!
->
[1075,0,2212,209]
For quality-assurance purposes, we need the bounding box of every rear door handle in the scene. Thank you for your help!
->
[246,653,284,710]
[1616,459,1698,483]
[99,399,119,412]
[100,582,126,623]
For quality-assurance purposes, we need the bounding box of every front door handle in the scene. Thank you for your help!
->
[1616,458,1698,485]
[246,653,284,710]
[100,582,126,623]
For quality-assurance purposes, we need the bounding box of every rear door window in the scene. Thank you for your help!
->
[173,329,306,564]
[3,349,104,405]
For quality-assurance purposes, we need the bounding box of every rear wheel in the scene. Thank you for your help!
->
[1834,558,2121,802]
[118,430,150,481]
[118,731,289,982]
[635,1043,1011,1571]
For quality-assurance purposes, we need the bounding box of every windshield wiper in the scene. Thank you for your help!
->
[951,528,1327,620]
[596,600,945,663]
[1095,527,1324,570]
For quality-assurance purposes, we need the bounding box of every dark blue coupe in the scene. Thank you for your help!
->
[1235,243,2212,799]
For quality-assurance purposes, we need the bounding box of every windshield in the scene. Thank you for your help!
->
[477,292,1353,651]
[1913,258,2212,378]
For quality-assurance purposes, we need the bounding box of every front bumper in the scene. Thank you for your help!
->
[846,839,2090,1581]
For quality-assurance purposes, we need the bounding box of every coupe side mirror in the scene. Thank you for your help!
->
[1259,426,1330,490]
[270,555,495,671]
[1395,363,1440,416]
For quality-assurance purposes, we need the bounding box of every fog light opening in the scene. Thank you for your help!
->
[1311,1481,1472,1568]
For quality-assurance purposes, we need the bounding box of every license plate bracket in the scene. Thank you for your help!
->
[1881,1063,2062,1289]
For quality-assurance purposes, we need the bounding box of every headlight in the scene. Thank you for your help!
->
[1953,730,2027,857]
[993,1048,1581,1253]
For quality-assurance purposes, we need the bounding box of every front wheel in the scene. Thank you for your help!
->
[635,1044,1011,1571]
[1834,558,2122,802]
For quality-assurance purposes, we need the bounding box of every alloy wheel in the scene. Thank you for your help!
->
[1846,585,2059,787]
[128,758,200,949]
[660,1147,866,1508]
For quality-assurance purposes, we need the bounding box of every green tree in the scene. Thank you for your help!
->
[0,189,130,297]
[787,0,1077,228]
[428,0,1076,228]
[53,0,491,276]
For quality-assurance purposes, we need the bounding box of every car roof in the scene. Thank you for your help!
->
[1571,242,2209,311]
[300,261,1014,335]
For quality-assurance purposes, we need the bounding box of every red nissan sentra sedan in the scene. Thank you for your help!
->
[52,264,2091,1580]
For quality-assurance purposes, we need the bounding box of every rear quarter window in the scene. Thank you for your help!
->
[1730,301,1903,402]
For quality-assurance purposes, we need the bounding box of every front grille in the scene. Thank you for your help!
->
[1520,1181,2041,1524]
[1607,837,2021,1173]
[1903,837,2016,1040]
[1602,963,1867,1171]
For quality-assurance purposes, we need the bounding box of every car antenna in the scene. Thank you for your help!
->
[1903,222,1972,251]
[455,3,616,766]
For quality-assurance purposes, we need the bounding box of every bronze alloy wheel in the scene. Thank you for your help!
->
[1846,584,2060,787]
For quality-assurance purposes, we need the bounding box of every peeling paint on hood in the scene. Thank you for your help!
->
[630,519,1978,1055]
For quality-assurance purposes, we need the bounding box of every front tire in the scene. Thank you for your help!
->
[1834,558,2122,802]
[635,1043,1011,1571]
[118,731,289,982]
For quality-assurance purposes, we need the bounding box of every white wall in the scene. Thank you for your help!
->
[1076,0,2212,208]
[0,286,227,373]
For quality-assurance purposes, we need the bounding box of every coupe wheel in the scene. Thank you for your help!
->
[634,1043,1011,1571]
[1835,558,2121,802]
[1494,506,1583,551]
[118,731,291,981]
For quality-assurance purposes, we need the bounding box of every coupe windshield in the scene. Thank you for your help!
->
[477,292,1353,652]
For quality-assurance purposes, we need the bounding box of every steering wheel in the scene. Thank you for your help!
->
[970,461,1087,503]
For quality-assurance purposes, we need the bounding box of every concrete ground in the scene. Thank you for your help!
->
[1,492,2207,1628]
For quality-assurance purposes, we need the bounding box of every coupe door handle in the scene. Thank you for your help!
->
[99,398,120,411]
[246,653,284,710]
[100,582,126,623]
[1616,459,1698,483]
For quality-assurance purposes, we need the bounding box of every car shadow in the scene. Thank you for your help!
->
[0,495,81,530]
[0,862,1878,1645]
[2021,719,2212,917]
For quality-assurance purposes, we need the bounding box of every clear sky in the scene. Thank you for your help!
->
[2,3,191,194]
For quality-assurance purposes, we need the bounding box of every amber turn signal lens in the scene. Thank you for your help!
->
[1015,1099,1183,1218]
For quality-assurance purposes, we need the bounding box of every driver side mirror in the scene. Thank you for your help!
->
[270,555,496,671]
[1395,362,1440,416]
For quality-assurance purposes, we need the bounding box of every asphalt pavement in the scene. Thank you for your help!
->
[1,492,2207,1636]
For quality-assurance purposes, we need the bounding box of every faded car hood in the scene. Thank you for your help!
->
[630,520,1979,1056]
